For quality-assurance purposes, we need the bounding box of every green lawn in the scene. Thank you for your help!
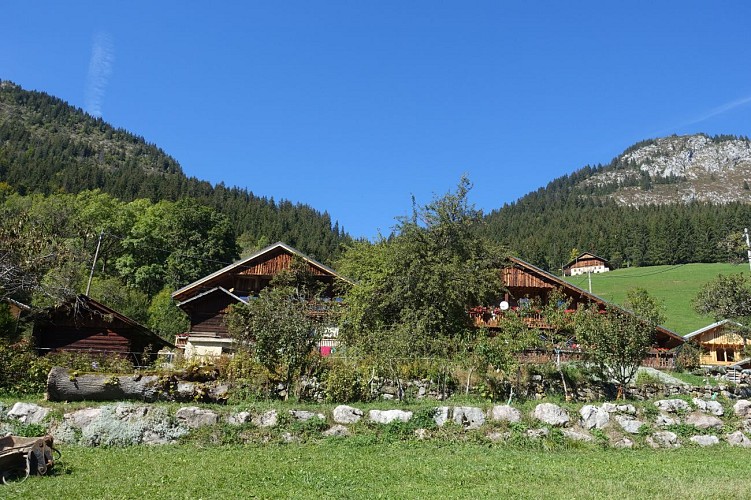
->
[563,263,749,335]
[6,443,751,499]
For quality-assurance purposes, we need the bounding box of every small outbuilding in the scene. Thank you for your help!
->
[32,295,173,366]
[684,320,747,366]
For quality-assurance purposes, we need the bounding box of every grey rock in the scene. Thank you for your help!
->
[726,431,751,448]
[64,408,102,429]
[175,406,219,428]
[281,432,298,443]
[733,399,751,417]
[532,403,570,427]
[647,431,680,449]
[332,405,363,424]
[685,412,723,430]
[486,431,510,442]
[614,415,645,434]
[226,411,252,425]
[690,435,719,447]
[562,428,593,442]
[601,403,618,413]
[692,398,724,416]
[655,413,680,427]
[526,428,550,439]
[368,409,412,424]
[322,425,350,437]
[453,406,485,429]
[289,410,325,422]
[616,404,636,415]
[252,410,278,428]
[434,407,450,427]
[580,405,609,430]
[654,399,691,413]
[614,437,634,448]
[7,402,50,424]
[489,405,521,424]
[414,428,429,440]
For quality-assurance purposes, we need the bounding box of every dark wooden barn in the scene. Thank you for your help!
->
[32,295,173,365]
[172,241,347,358]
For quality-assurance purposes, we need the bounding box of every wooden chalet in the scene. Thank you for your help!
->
[171,242,346,359]
[562,252,611,277]
[3,298,31,320]
[470,256,684,367]
[685,320,747,366]
[32,295,173,366]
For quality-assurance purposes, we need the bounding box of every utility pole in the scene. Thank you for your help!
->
[85,230,104,296]
[587,269,592,294]
[745,228,751,273]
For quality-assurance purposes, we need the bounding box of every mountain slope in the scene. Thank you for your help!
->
[484,134,751,271]
[0,81,349,263]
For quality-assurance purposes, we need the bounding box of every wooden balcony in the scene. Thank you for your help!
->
[469,307,558,330]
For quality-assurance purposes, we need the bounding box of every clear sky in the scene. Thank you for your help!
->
[3,2,751,238]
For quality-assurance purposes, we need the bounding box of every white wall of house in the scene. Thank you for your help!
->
[570,264,610,276]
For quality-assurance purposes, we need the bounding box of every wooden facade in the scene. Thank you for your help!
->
[685,320,746,366]
[471,257,684,351]
[562,252,611,277]
[32,295,173,365]
[172,242,347,358]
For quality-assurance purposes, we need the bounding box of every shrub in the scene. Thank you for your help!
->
[324,360,364,403]
[675,343,701,372]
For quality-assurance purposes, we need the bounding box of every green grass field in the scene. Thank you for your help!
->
[563,263,750,335]
[6,443,751,499]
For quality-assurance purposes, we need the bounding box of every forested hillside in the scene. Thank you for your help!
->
[0,81,349,263]
[484,135,751,271]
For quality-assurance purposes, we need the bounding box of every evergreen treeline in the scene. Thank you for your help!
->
[485,189,751,272]
[0,81,348,263]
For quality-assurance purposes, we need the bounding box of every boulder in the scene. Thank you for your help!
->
[655,414,680,427]
[690,435,719,447]
[733,399,751,417]
[414,428,429,440]
[226,411,252,425]
[614,437,634,449]
[614,415,645,434]
[647,431,680,449]
[726,431,751,448]
[433,407,450,427]
[692,398,724,416]
[562,428,593,442]
[489,405,521,424]
[579,405,609,430]
[289,410,325,422]
[252,410,278,428]
[368,409,412,424]
[453,406,485,429]
[322,425,350,437]
[601,403,618,413]
[654,399,691,413]
[63,407,102,429]
[532,403,569,427]
[685,413,723,431]
[616,404,637,415]
[7,402,50,424]
[332,405,363,424]
[526,428,550,439]
[175,406,220,428]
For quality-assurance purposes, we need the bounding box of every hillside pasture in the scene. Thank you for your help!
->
[563,263,749,335]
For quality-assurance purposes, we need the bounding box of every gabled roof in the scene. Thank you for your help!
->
[172,241,348,302]
[563,252,610,270]
[3,297,31,311]
[507,256,684,347]
[39,295,174,349]
[684,319,745,341]
[175,286,248,308]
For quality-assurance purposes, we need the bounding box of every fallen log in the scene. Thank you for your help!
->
[45,367,229,403]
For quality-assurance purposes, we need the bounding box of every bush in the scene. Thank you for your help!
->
[324,360,364,403]
[675,343,701,372]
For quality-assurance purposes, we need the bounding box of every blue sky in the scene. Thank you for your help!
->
[4,2,751,238]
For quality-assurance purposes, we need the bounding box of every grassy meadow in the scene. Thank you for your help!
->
[563,262,750,335]
[5,442,751,499]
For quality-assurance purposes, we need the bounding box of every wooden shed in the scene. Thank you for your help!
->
[32,295,173,366]
[684,320,746,366]
[172,241,347,359]
[562,252,611,277]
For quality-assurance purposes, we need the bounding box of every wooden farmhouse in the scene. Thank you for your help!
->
[562,252,611,277]
[470,256,684,366]
[171,242,346,359]
[684,320,747,366]
[32,295,173,366]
